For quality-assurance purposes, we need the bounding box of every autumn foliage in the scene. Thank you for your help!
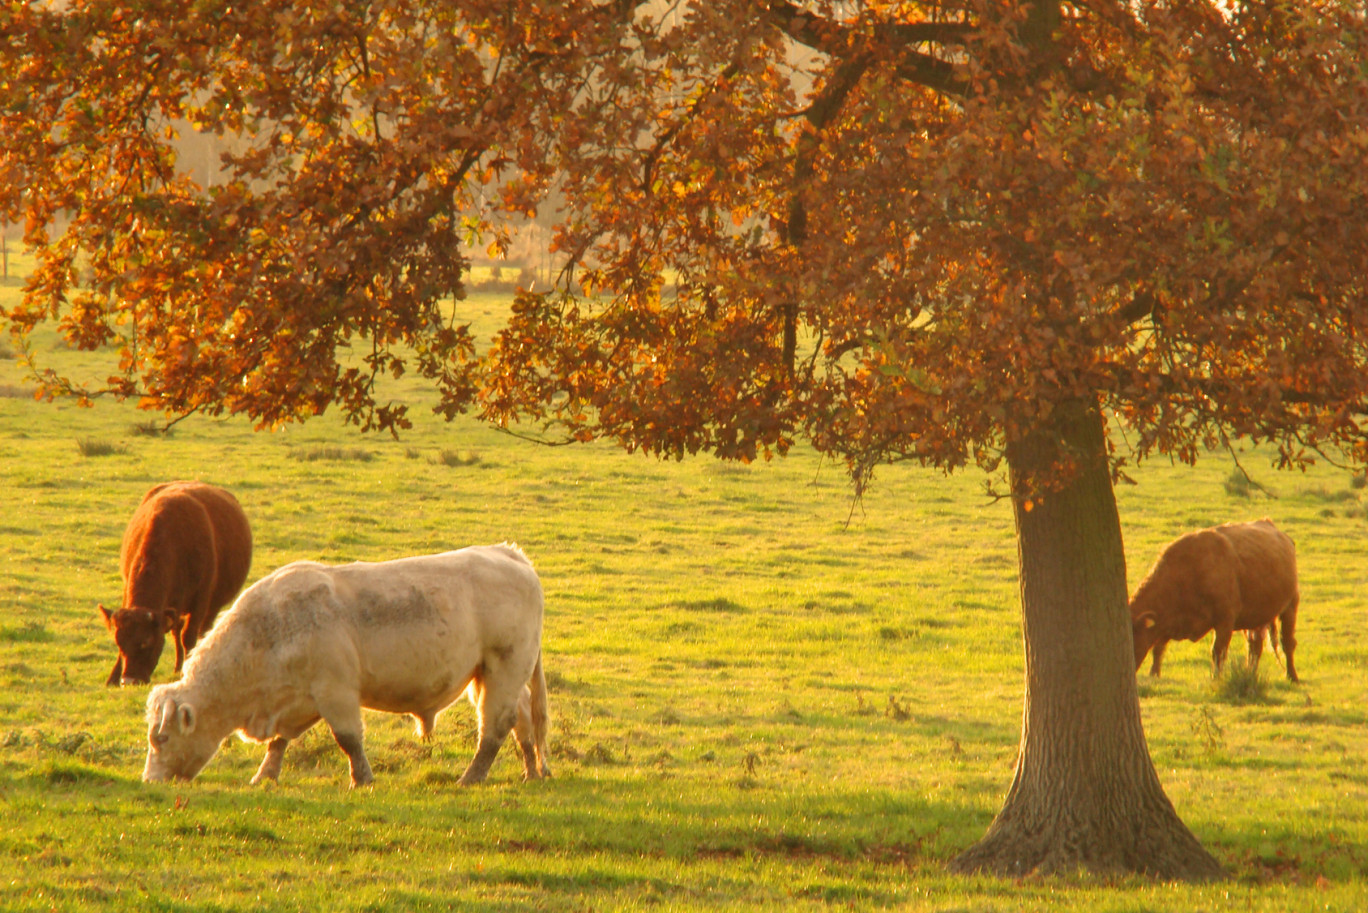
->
[3,2,1366,473]
[2,0,628,430]
[482,1,1368,494]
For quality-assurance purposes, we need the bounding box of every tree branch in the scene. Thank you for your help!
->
[761,1,969,97]
[890,51,965,96]
[763,1,973,54]
[1104,359,1367,413]
[640,62,741,193]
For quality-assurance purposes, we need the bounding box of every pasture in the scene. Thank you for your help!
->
[2,274,1367,910]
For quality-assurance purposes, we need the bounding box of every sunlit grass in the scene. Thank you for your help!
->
[1,283,1366,910]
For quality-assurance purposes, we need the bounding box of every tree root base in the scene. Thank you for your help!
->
[948,826,1225,882]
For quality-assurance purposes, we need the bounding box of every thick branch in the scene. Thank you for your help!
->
[1112,289,1156,325]
[762,1,968,96]
[781,48,875,374]
[803,52,871,129]
[1077,289,1155,341]
[763,1,973,54]
[1104,361,1367,412]
[890,51,965,96]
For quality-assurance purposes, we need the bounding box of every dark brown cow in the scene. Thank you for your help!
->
[99,481,252,686]
[1130,518,1300,682]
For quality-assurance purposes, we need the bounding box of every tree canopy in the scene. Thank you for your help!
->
[483,0,1368,493]
[5,0,1368,880]
[5,2,1367,475]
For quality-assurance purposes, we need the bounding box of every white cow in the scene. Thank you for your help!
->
[143,544,551,787]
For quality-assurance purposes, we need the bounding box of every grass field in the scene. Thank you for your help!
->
[2,266,1367,910]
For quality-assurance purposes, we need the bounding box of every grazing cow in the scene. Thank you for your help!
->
[1130,518,1300,682]
[142,544,552,788]
[100,481,252,686]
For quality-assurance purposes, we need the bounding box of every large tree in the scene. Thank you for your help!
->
[5,0,1368,880]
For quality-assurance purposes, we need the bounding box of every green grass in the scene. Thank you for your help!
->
[1,284,1367,910]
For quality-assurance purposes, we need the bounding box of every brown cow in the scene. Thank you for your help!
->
[99,481,252,686]
[1130,518,1300,682]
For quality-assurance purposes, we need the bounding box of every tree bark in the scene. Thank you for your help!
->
[949,400,1224,880]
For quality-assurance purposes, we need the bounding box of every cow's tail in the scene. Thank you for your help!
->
[529,651,552,778]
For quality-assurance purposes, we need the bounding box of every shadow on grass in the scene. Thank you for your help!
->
[14,763,1368,908]
[1202,820,1368,885]
[12,683,1368,893]
[659,597,748,613]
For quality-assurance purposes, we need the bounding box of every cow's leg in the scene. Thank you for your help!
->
[512,685,542,780]
[181,600,209,655]
[1148,640,1168,677]
[172,624,187,673]
[251,737,290,785]
[317,699,372,787]
[1210,627,1234,678]
[1280,599,1300,683]
[527,655,552,780]
[459,675,522,786]
[331,731,373,787]
[1245,626,1265,674]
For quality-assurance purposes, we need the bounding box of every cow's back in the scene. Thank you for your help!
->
[122,481,251,610]
[1214,519,1297,628]
[121,486,216,610]
[180,483,252,608]
[325,546,544,693]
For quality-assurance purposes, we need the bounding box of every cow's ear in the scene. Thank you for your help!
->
[98,604,115,628]
[158,609,179,633]
[1138,613,1157,630]
[177,703,197,735]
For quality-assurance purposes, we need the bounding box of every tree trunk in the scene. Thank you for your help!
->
[949,400,1223,880]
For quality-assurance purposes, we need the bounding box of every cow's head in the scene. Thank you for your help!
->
[143,688,218,782]
[100,604,176,686]
[1131,611,1159,670]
